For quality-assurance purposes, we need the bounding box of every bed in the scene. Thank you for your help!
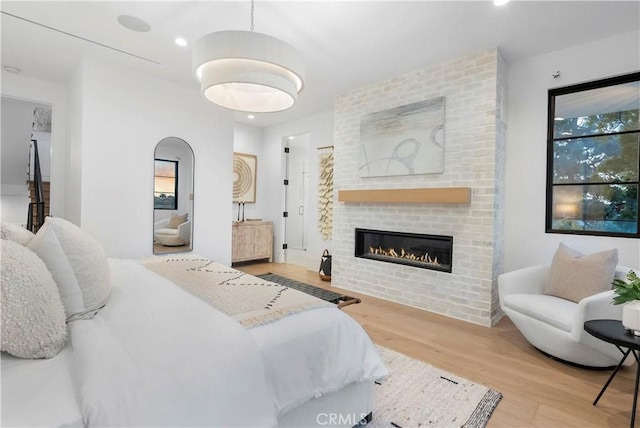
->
[1,219,388,428]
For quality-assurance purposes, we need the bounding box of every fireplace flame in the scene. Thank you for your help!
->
[368,246,440,266]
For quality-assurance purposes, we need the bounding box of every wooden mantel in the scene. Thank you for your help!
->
[337,187,471,204]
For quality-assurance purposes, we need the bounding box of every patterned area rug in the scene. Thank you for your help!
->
[255,273,361,308]
[372,346,502,428]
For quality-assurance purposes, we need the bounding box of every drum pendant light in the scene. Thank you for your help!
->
[193,1,305,113]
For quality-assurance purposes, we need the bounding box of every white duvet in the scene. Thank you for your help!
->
[69,259,277,427]
[251,307,388,417]
[3,258,387,427]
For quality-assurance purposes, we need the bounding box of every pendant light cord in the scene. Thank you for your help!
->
[250,0,255,32]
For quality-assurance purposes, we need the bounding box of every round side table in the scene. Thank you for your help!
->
[584,319,640,428]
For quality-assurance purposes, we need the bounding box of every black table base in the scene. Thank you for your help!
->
[585,319,640,428]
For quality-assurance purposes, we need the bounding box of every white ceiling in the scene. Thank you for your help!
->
[2,1,639,128]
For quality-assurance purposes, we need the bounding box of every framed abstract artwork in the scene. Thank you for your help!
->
[233,152,257,203]
[359,97,445,178]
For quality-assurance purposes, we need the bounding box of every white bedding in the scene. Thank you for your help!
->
[69,259,277,427]
[1,344,82,427]
[1,258,387,427]
[251,307,388,417]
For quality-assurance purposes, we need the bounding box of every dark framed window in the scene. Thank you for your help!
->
[154,159,178,210]
[546,72,640,237]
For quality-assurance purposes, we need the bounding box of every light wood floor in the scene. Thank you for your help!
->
[237,262,638,428]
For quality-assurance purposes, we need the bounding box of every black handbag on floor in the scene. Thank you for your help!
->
[319,249,332,282]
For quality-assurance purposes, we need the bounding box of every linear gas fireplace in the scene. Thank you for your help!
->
[355,228,453,273]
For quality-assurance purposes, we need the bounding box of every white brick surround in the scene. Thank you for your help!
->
[333,49,507,326]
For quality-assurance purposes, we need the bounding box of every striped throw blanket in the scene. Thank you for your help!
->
[142,256,332,329]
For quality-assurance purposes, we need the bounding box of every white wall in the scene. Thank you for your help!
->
[262,110,335,271]
[504,29,640,272]
[1,73,67,219]
[0,195,29,225]
[66,61,84,225]
[1,97,33,190]
[71,57,234,262]
[233,123,264,222]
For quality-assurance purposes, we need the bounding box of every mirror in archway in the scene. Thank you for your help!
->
[153,137,194,254]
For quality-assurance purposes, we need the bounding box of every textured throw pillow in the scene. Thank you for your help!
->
[168,213,188,229]
[1,240,67,358]
[27,217,111,322]
[544,243,618,303]
[1,222,35,246]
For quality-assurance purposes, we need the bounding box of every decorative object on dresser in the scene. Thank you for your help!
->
[232,220,273,264]
[317,146,333,240]
[233,152,257,203]
[236,201,246,221]
[359,97,445,178]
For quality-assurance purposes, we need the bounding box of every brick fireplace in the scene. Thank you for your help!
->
[331,48,507,327]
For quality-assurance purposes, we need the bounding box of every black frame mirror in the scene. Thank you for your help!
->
[153,137,194,254]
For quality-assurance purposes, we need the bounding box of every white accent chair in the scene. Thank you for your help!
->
[498,263,633,368]
[154,218,191,247]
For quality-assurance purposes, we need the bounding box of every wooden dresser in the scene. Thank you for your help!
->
[232,221,273,263]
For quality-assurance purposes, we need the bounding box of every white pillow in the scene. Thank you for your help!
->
[27,217,111,321]
[1,240,67,358]
[1,222,35,246]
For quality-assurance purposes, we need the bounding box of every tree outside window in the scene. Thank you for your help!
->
[154,159,178,210]
[546,72,640,237]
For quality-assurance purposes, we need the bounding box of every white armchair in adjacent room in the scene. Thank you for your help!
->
[154,216,191,247]
[499,262,633,368]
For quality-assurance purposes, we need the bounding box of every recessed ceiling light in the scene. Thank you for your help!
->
[3,66,21,73]
[287,136,295,140]
[494,0,510,5]
[175,37,188,47]
[117,15,151,33]
[247,114,255,119]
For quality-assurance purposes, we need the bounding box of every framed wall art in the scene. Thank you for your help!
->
[359,97,445,178]
[233,152,257,203]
